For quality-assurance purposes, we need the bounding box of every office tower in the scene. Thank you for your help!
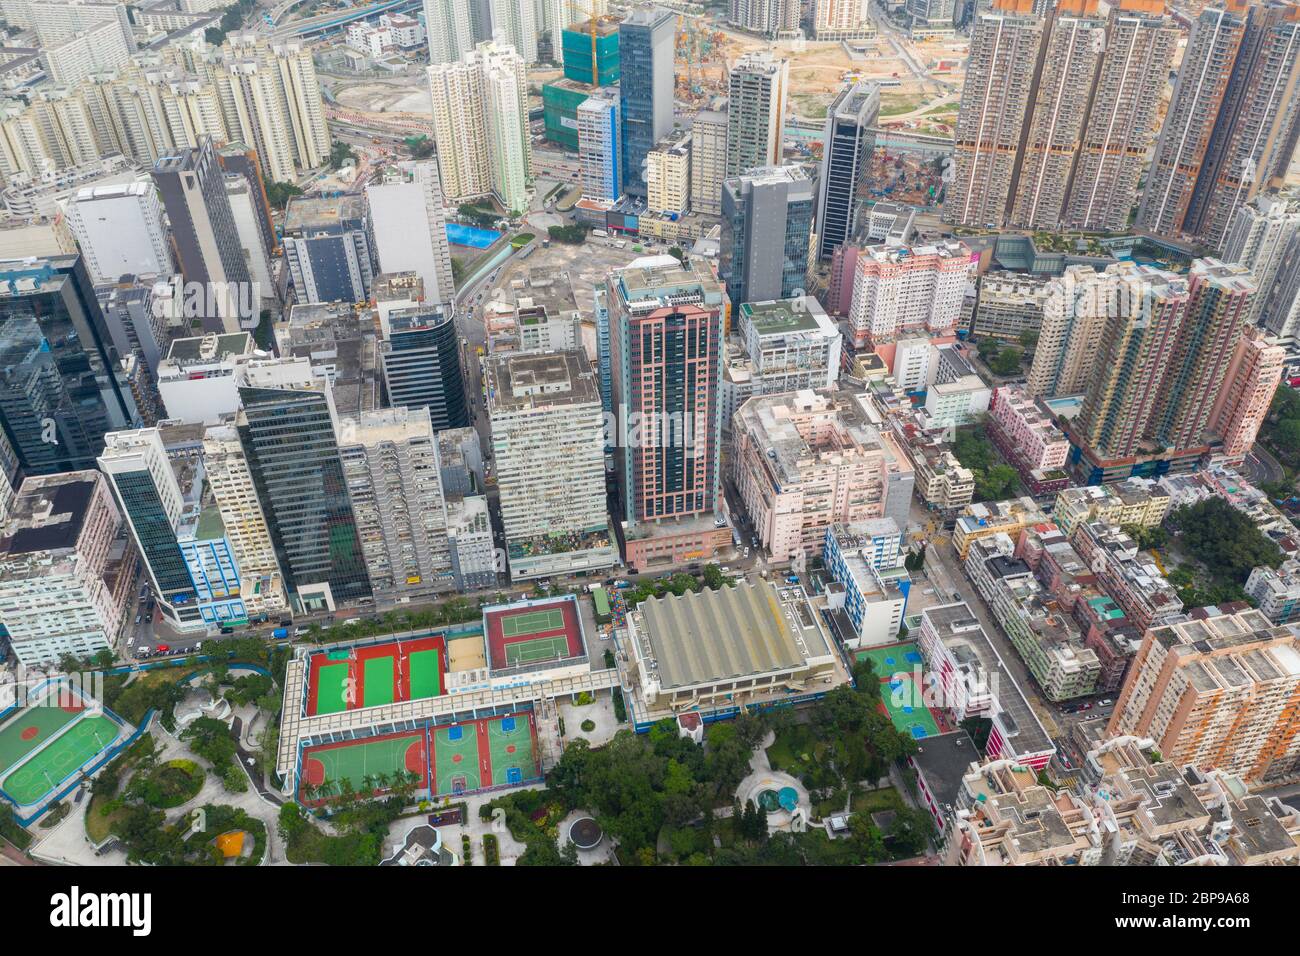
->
[1073,259,1255,471]
[380,306,470,430]
[485,350,616,579]
[99,427,247,629]
[1107,608,1300,784]
[690,108,727,215]
[428,54,491,203]
[945,0,1046,229]
[0,254,137,475]
[1006,0,1107,230]
[425,0,474,64]
[605,256,727,542]
[1138,1,1300,249]
[817,80,879,260]
[202,423,287,614]
[1210,327,1285,464]
[593,285,612,414]
[728,0,799,36]
[216,144,277,260]
[844,239,971,348]
[152,138,255,332]
[282,195,376,304]
[812,0,875,38]
[720,165,815,307]
[338,406,453,602]
[62,180,173,284]
[366,161,457,306]
[645,131,691,215]
[1221,190,1300,325]
[1061,0,1178,232]
[725,51,789,177]
[906,0,957,32]
[619,5,675,198]
[489,0,539,62]
[577,88,621,201]
[562,15,620,86]
[97,280,175,377]
[237,382,372,612]
[1026,264,1108,398]
[0,471,126,666]
[223,175,275,305]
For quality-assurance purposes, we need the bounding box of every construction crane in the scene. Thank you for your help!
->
[566,0,602,88]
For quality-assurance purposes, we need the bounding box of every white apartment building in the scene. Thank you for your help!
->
[62,180,172,284]
[42,19,132,86]
[423,0,474,64]
[366,161,456,306]
[0,471,127,665]
[577,89,620,202]
[848,240,972,347]
[690,109,726,216]
[201,423,287,614]
[338,406,454,604]
[485,349,615,580]
[645,131,691,216]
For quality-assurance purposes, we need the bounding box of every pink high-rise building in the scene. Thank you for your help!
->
[731,390,891,561]
[1211,327,1284,464]
[847,240,972,348]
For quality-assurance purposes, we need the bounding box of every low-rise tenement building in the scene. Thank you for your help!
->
[952,496,1049,559]
[918,603,1056,771]
[922,374,990,427]
[823,519,909,647]
[1051,479,1171,535]
[971,272,1052,344]
[731,390,894,561]
[1083,737,1300,867]
[621,579,848,728]
[985,385,1069,496]
[1244,560,1300,625]
[0,471,130,665]
[1160,466,1298,542]
[946,736,1300,865]
[1107,607,1300,786]
[1074,593,1142,694]
[1069,521,1183,633]
[964,535,1100,701]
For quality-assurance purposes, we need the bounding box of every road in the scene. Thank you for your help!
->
[1243,445,1286,488]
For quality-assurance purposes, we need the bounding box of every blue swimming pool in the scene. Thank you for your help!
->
[446,222,502,249]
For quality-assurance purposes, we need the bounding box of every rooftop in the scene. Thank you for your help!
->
[485,350,600,412]
[283,194,367,232]
[0,471,99,557]
[636,580,832,691]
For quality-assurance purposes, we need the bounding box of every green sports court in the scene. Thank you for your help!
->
[1,715,121,806]
[855,642,943,741]
[0,698,82,777]
[305,636,446,716]
[430,714,539,797]
[299,732,427,801]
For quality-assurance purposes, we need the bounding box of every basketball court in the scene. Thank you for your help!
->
[429,713,540,797]
[483,598,584,672]
[855,642,942,741]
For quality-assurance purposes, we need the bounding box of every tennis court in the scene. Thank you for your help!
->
[300,731,427,802]
[305,636,446,716]
[0,698,83,776]
[483,598,585,672]
[1,714,121,806]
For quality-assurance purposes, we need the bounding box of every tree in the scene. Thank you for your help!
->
[989,347,1023,376]
[266,181,304,210]
[1171,497,1284,584]
[1018,329,1039,352]
[974,463,1019,502]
